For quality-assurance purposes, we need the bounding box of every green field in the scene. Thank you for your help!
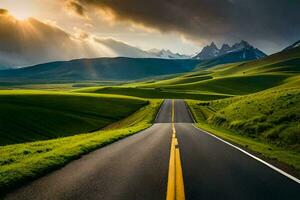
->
[0,90,147,145]
[74,86,232,100]
[0,99,162,194]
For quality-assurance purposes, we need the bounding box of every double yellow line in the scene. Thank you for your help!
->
[166,100,185,200]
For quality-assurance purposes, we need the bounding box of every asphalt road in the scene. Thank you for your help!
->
[5,100,300,200]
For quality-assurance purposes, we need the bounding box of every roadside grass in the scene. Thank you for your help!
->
[207,87,300,147]
[186,86,300,176]
[0,99,162,195]
[0,90,147,145]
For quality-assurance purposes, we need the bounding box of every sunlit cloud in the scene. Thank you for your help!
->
[0,9,156,68]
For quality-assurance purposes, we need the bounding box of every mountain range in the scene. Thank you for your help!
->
[193,41,266,61]
[147,49,190,59]
[283,40,300,51]
[0,34,188,70]
[1,40,296,83]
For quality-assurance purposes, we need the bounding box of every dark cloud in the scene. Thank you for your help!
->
[0,8,8,15]
[75,0,300,50]
[65,0,88,18]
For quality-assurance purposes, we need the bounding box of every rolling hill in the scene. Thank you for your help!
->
[211,45,300,77]
[74,44,300,102]
[0,90,147,145]
[0,58,201,82]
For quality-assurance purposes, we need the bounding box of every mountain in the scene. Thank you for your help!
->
[94,38,157,58]
[0,57,201,82]
[193,42,220,60]
[283,40,300,51]
[147,49,190,59]
[207,41,300,76]
[193,41,266,61]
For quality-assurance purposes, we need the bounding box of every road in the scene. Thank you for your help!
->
[5,100,300,200]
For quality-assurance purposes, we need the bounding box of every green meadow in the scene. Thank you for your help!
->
[0,90,148,145]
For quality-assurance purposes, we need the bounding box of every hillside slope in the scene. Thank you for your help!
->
[209,87,300,147]
[127,46,300,96]
[0,58,201,82]
[211,46,300,77]
[0,91,147,145]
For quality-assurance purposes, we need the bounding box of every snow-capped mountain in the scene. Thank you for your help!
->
[147,49,190,59]
[283,40,300,51]
[193,40,266,60]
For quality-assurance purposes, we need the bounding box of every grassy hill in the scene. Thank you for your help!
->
[0,90,147,145]
[211,46,300,77]
[77,46,298,98]
[131,47,300,96]
[189,86,300,148]
[74,86,232,100]
[151,74,288,95]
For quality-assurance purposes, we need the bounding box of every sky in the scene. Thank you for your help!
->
[0,0,299,67]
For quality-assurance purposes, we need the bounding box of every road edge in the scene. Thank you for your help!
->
[192,124,300,185]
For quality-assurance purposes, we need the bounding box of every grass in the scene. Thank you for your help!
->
[0,99,162,195]
[208,87,300,147]
[73,48,298,99]
[159,74,289,95]
[74,86,232,100]
[0,90,147,145]
[211,47,300,77]
[0,81,124,90]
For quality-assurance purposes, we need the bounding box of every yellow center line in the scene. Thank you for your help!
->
[166,100,185,200]
[171,99,175,123]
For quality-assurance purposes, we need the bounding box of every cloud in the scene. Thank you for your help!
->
[0,11,84,67]
[0,10,155,68]
[73,0,300,48]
